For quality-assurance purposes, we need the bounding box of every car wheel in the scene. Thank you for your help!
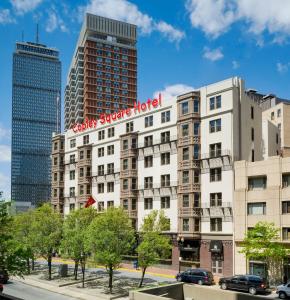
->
[249,287,257,295]
[198,280,203,285]
[177,277,182,282]
[279,292,287,299]
[221,283,227,290]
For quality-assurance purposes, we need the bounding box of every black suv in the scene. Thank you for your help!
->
[0,270,9,284]
[176,268,214,285]
[219,275,269,295]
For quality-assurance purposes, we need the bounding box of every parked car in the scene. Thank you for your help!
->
[219,275,269,295]
[0,270,9,284]
[0,283,3,293]
[276,282,290,299]
[176,268,214,285]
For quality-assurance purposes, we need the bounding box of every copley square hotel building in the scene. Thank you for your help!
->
[51,76,290,279]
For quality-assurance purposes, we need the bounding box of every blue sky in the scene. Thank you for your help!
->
[0,0,290,199]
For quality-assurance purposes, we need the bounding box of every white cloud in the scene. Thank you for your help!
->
[0,124,11,141]
[203,47,224,61]
[153,84,195,102]
[0,172,11,200]
[232,60,240,69]
[46,9,68,33]
[186,0,290,41]
[10,0,43,15]
[0,145,11,162]
[79,0,185,44]
[0,9,15,24]
[277,62,290,73]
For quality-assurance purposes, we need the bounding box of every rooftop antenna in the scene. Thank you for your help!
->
[36,23,39,43]
[21,30,24,42]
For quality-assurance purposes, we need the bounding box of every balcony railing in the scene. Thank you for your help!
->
[200,149,231,160]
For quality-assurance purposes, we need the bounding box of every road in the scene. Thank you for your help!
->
[2,280,79,300]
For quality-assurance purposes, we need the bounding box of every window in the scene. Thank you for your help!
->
[123,159,128,170]
[123,179,128,190]
[132,157,137,169]
[98,201,104,211]
[108,127,115,137]
[98,147,104,157]
[161,111,171,123]
[126,121,134,133]
[161,131,170,143]
[210,218,222,232]
[282,228,290,240]
[278,109,281,117]
[209,119,221,133]
[53,142,58,151]
[193,193,200,207]
[70,139,76,148]
[248,176,267,190]
[145,198,153,210]
[251,128,254,141]
[86,167,91,177]
[83,135,89,145]
[98,165,104,176]
[107,163,114,174]
[209,143,221,158]
[251,106,254,119]
[182,195,189,207]
[210,193,222,207]
[69,187,75,197]
[79,168,84,177]
[53,189,57,197]
[132,199,137,210]
[193,144,199,159]
[131,138,137,149]
[69,203,75,212]
[161,152,170,165]
[252,149,255,162]
[283,174,290,188]
[107,182,114,193]
[54,173,57,181]
[271,111,274,120]
[79,185,84,195]
[212,260,223,274]
[107,145,114,155]
[70,154,75,163]
[181,101,189,115]
[98,183,104,193]
[193,99,199,113]
[145,115,153,127]
[193,123,200,136]
[70,170,75,180]
[181,124,189,137]
[161,174,170,187]
[132,178,137,190]
[247,202,266,215]
[123,139,128,150]
[182,171,189,184]
[123,199,128,210]
[282,201,290,214]
[53,157,58,166]
[108,201,114,208]
[276,133,279,144]
[210,168,222,182]
[144,135,153,147]
[86,184,91,195]
[144,156,153,168]
[194,170,199,183]
[183,219,189,231]
[161,196,170,209]
[144,177,153,189]
[98,130,105,140]
[209,95,221,110]
[86,149,91,159]
[183,147,189,160]
[79,151,84,160]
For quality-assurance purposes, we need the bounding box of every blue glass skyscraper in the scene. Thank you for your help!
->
[11,41,61,210]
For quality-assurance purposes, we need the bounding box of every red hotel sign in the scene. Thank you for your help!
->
[72,94,162,133]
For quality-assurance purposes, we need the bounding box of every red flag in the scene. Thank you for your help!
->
[84,196,96,208]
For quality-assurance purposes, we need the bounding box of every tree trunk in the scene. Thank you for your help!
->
[74,260,79,280]
[138,267,147,288]
[109,265,113,294]
[26,258,30,274]
[48,255,52,280]
[32,256,35,271]
[81,259,85,288]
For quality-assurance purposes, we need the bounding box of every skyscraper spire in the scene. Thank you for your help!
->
[36,23,39,43]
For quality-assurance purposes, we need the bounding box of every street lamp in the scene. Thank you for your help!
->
[177,235,184,273]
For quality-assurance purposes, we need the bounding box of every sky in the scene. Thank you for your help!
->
[0,0,290,199]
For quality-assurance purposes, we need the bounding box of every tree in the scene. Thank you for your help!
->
[61,207,97,285]
[13,210,36,274]
[0,202,26,278]
[240,221,289,286]
[87,207,135,293]
[137,210,171,287]
[31,204,62,280]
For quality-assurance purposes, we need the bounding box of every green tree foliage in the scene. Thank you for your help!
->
[240,221,289,285]
[0,202,26,277]
[61,207,97,284]
[87,207,135,293]
[31,204,62,280]
[137,210,172,287]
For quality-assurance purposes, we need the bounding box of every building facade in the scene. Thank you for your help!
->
[12,41,61,210]
[65,13,137,130]
[234,156,290,278]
